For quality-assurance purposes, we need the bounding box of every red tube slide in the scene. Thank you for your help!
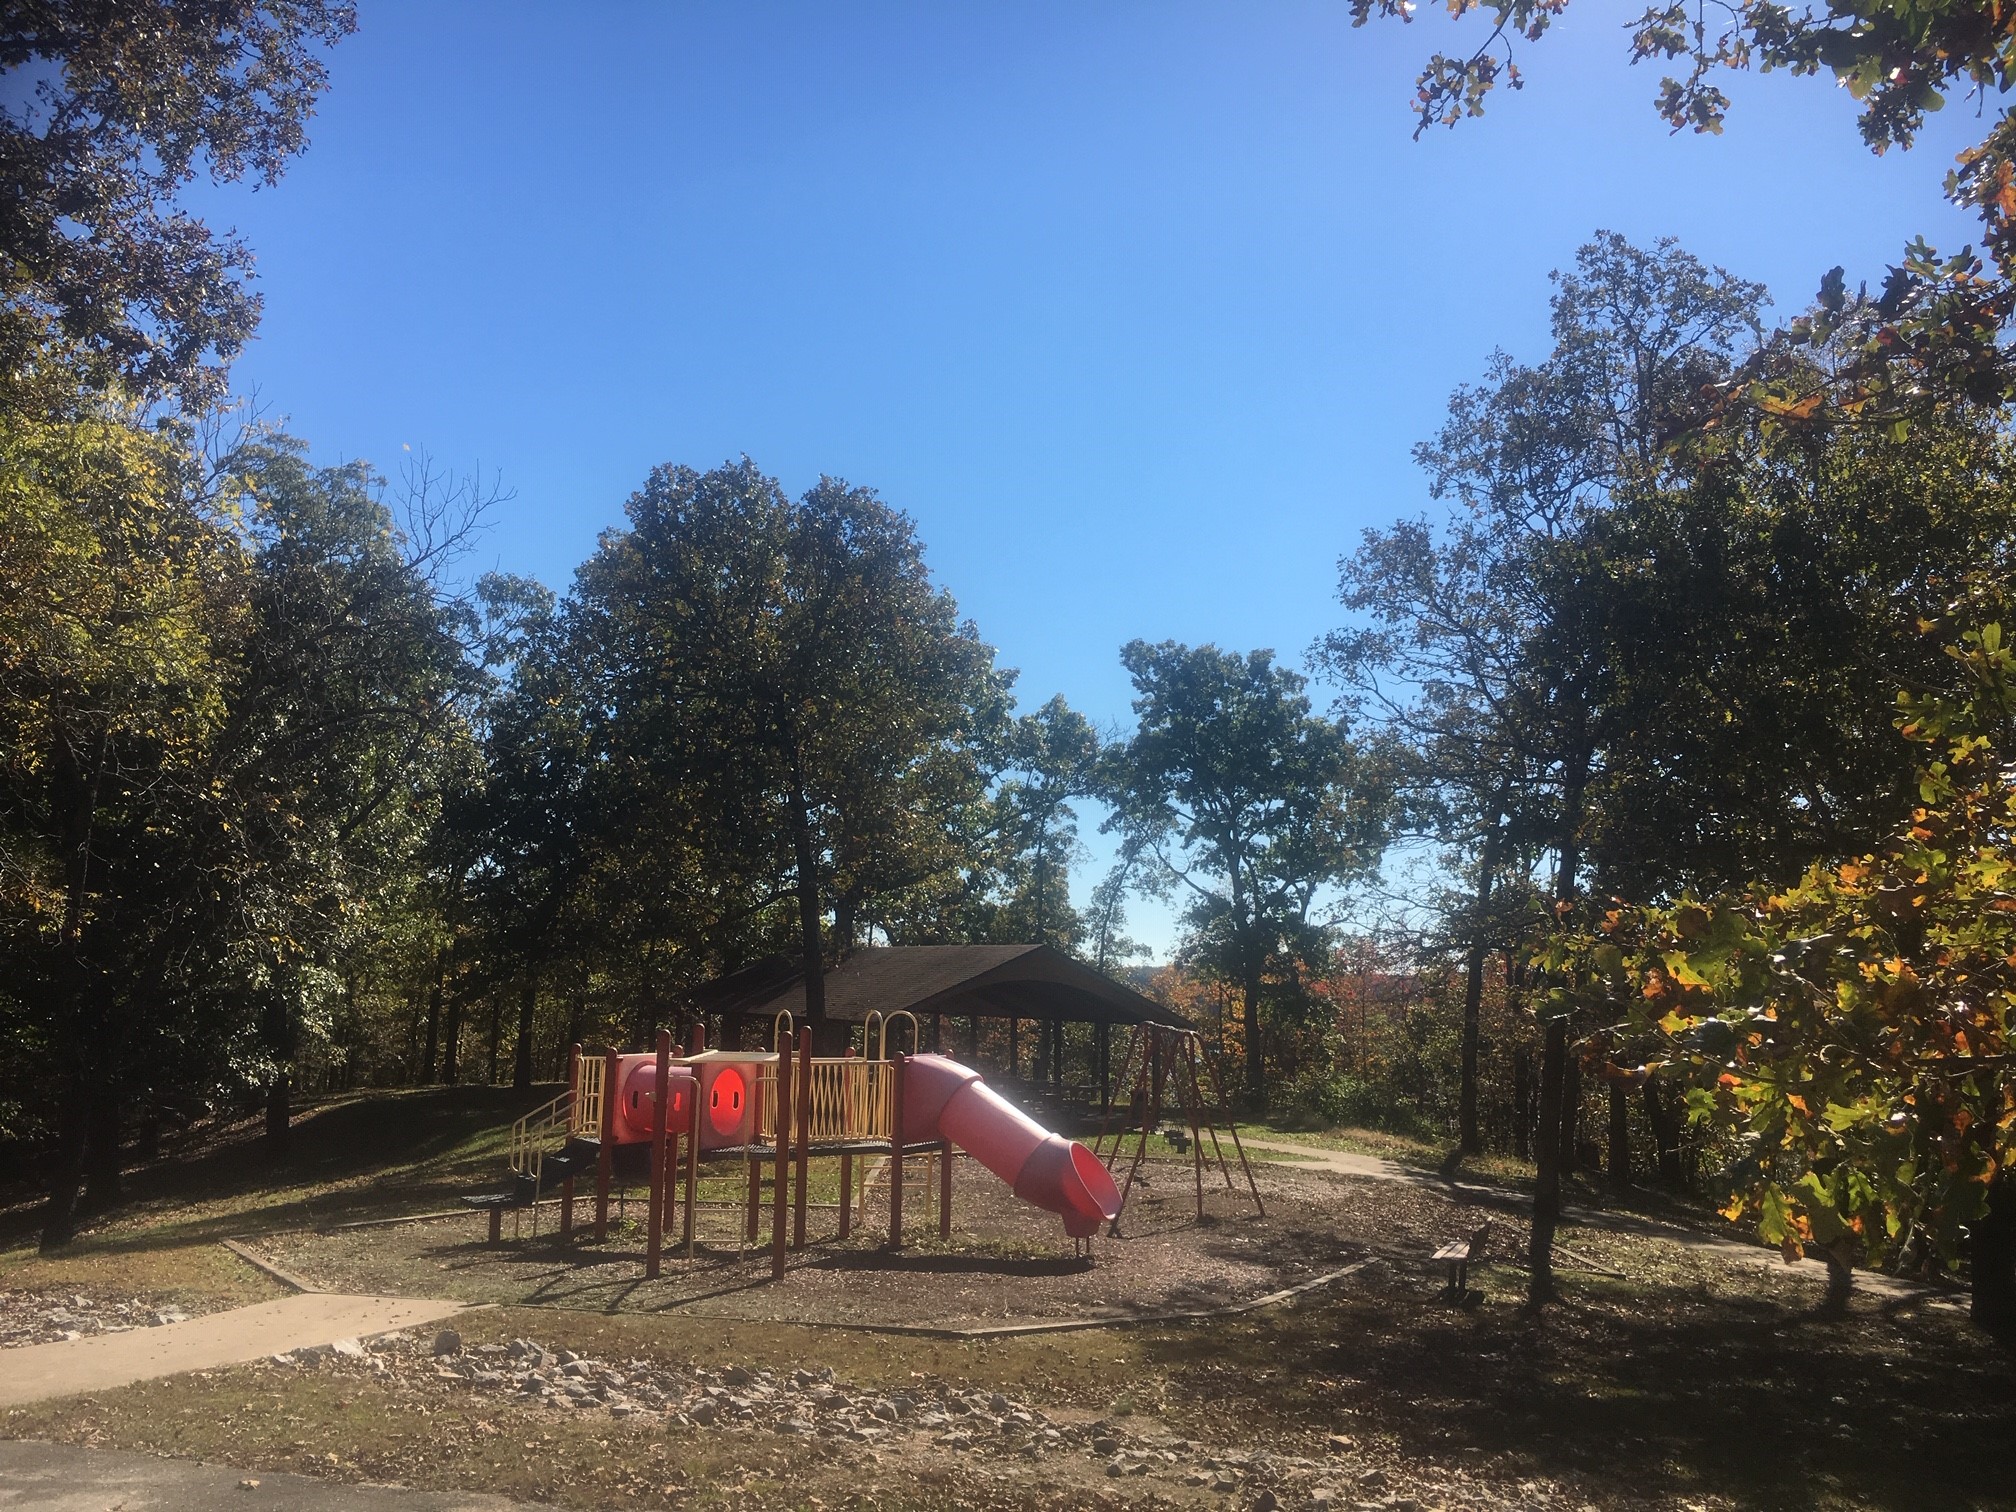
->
[899,1054,1121,1239]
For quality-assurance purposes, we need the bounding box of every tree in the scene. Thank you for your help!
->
[460,578,596,1090]
[992,695,1103,950]
[1107,640,1388,1106]
[1548,614,2016,1334]
[214,436,480,1145]
[575,459,1005,1031]
[1356,1,2011,159]
[2,0,356,411]
[1329,233,1765,1181]
[1353,3,2016,417]
[0,395,248,1243]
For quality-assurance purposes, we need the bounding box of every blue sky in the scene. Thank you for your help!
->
[191,2,1983,957]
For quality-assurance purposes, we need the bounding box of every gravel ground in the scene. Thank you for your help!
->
[0,1288,211,1349]
[243,1318,1643,1511]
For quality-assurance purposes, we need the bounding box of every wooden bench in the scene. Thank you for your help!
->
[458,1191,523,1246]
[1432,1220,1490,1300]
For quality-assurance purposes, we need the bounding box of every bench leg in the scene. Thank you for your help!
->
[488,1207,502,1247]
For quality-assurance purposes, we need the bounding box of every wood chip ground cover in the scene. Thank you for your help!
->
[247,1162,1458,1327]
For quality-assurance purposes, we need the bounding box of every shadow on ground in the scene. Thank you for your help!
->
[1144,1273,2016,1512]
[0,1085,554,1256]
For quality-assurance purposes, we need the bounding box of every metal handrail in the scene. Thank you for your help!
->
[509,1089,572,1179]
[880,1010,920,1059]
[575,1054,606,1140]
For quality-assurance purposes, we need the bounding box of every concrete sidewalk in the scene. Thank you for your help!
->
[0,1440,537,1509]
[0,1294,469,1408]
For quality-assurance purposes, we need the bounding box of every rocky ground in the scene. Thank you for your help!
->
[244,1318,1621,1511]
[0,1288,200,1348]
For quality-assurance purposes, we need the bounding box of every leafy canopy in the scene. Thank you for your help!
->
[2,0,356,409]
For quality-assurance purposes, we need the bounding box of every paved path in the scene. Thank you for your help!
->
[0,1440,536,1509]
[0,1294,469,1409]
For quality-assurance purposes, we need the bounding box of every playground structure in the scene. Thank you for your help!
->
[468,1011,1126,1278]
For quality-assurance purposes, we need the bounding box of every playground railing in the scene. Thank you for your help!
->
[808,1058,892,1143]
[574,1055,606,1141]
[755,1066,778,1142]
[508,1088,573,1188]
[754,1057,894,1144]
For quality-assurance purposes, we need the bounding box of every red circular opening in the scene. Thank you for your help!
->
[708,1067,747,1137]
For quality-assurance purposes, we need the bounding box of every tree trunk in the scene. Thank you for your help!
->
[1241,959,1265,1112]
[265,1072,291,1152]
[1558,1051,1582,1176]
[566,969,588,1063]
[787,763,825,1022]
[512,970,539,1091]
[442,986,463,1084]
[263,988,294,1154]
[1970,1167,2016,1342]
[1820,1244,1856,1319]
[485,996,503,1084]
[1642,1076,1683,1187]
[1528,1015,1566,1304]
[1512,1046,1532,1159]
[38,1090,88,1252]
[1607,1077,1630,1193]
[83,1092,122,1210]
[1458,818,1503,1155]
[136,1104,161,1164]
[44,734,105,1248]
[420,971,443,1084]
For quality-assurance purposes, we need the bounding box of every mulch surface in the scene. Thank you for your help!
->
[249,1158,1473,1328]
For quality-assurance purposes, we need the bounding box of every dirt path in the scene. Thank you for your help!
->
[0,1439,539,1509]
[1241,1134,1965,1311]
[0,1293,470,1408]
[1237,1136,1412,1181]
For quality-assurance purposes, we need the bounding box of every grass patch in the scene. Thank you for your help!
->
[0,1085,550,1309]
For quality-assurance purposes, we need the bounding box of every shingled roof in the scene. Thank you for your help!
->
[688,944,1189,1028]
